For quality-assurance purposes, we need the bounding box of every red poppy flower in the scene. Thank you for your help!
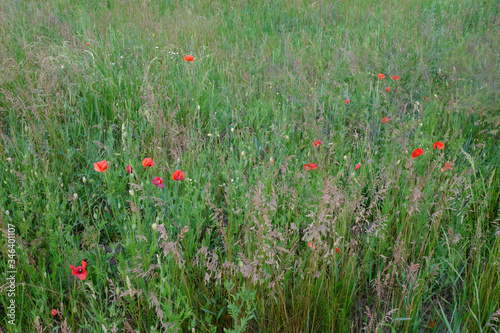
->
[126,165,133,174]
[308,242,317,249]
[85,43,89,46]
[304,164,311,170]
[70,260,87,281]
[411,148,424,159]
[309,163,317,170]
[335,248,340,254]
[51,309,58,316]
[355,163,361,170]
[152,176,165,188]
[382,117,390,123]
[441,162,452,172]
[184,55,194,62]
[386,86,391,92]
[433,142,445,149]
[391,75,399,80]
[344,99,350,104]
[377,73,386,80]
[427,320,436,328]
[265,148,270,153]
[142,158,154,169]
[314,140,322,147]
[172,169,185,180]
[93,160,108,172]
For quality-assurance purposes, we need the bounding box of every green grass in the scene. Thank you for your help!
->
[0,0,499,331]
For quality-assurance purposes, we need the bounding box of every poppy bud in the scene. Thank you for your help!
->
[197,105,200,111]
[152,223,157,231]
[343,156,347,160]
[82,176,86,184]
[231,128,234,133]
[51,309,58,316]
[73,193,78,200]
[129,190,134,196]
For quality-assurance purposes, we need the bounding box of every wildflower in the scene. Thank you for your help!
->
[441,162,452,172]
[85,43,89,46]
[93,160,108,172]
[152,223,158,231]
[355,163,361,170]
[382,117,390,123]
[82,176,86,184]
[51,309,58,316]
[314,140,322,147]
[309,163,317,170]
[69,260,87,281]
[386,86,391,92]
[343,155,347,161]
[391,75,399,80]
[152,177,165,188]
[433,142,445,149]
[427,320,436,328]
[126,165,133,174]
[308,242,317,249]
[265,148,270,153]
[142,158,154,169]
[172,170,186,180]
[335,248,340,254]
[411,148,424,159]
[344,99,350,104]
[73,193,78,201]
[424,96,429,102]
[377,73,386,80]
[184,55,194,62]
[303,164,311,170]
[129,190,134,196]
[230,128,234,133]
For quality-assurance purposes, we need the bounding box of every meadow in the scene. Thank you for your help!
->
[0,0,499,331]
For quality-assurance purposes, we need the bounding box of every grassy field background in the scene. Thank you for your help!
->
[1,0,499,331]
